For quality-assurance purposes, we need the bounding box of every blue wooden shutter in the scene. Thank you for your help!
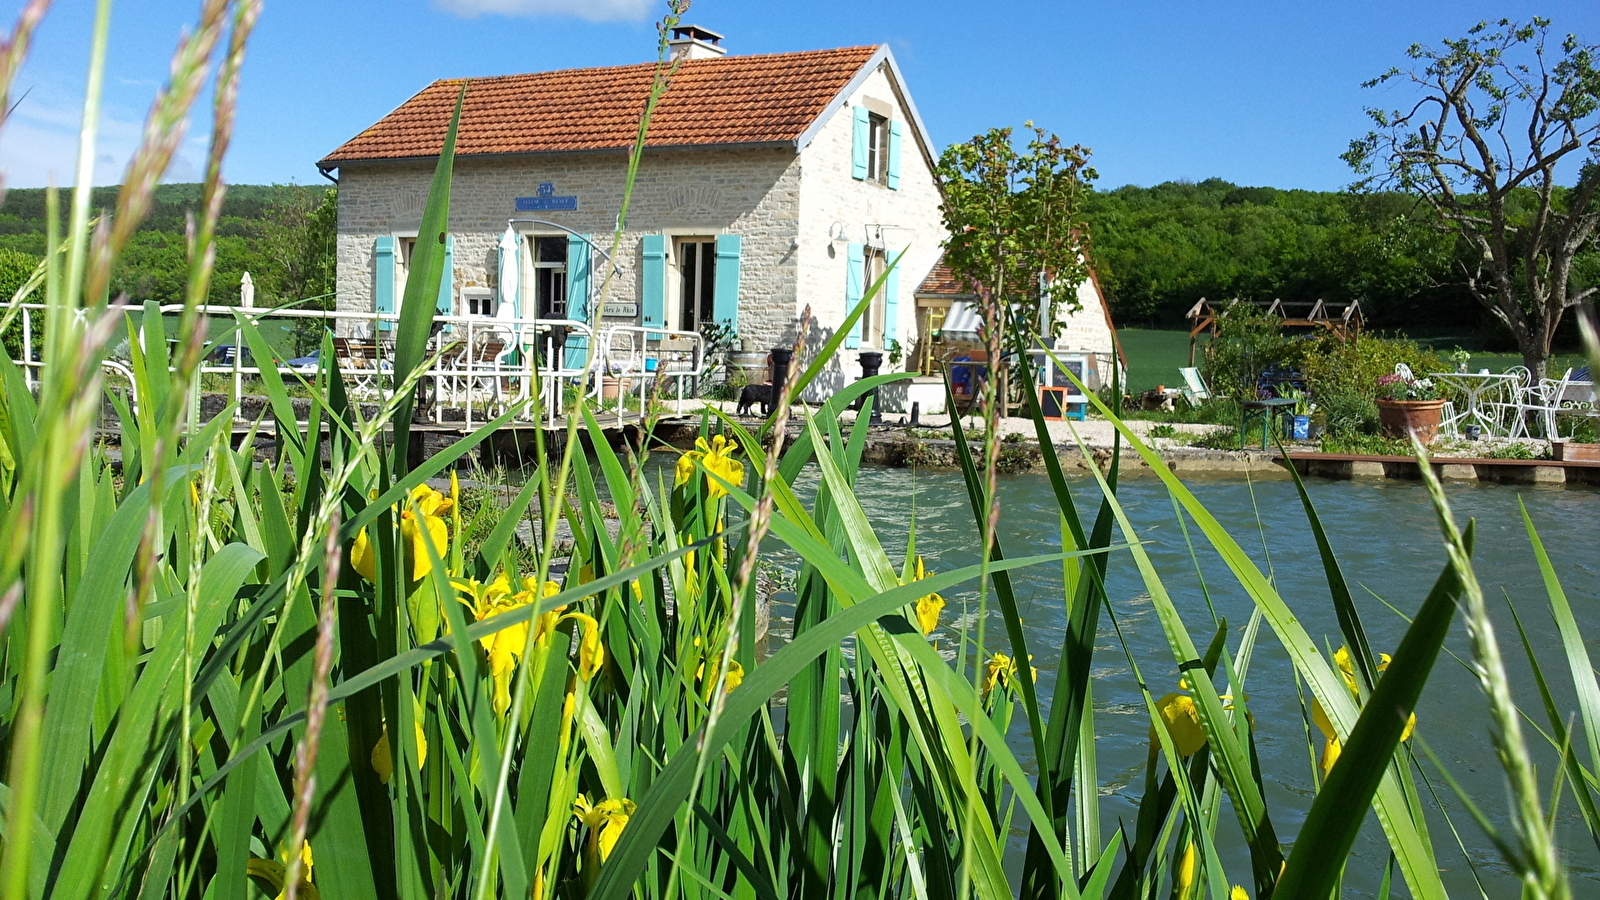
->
[887,120,903,190]
[374,235,395,331]
[883,254,900,344]
[641,234,667,328]
[567,234,592,324]
[713,234,742,329]
[845,242,864,349]
[851,106,869,181]
[436,235,455,317]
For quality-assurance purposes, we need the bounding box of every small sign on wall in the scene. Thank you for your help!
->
[516,181,578,212]
[602,302,638,317]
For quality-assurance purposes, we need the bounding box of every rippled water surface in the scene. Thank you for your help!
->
[753,466,1599,897]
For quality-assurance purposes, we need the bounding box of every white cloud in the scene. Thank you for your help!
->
[433,0,657,23]
[0,85,208,189]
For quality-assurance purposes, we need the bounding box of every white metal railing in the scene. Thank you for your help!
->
[595,324,705,426]
[8,304,706,430]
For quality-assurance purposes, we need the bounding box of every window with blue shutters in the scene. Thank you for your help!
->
[641,234,667,328]
[374,235,396,331]
[712,234,741,330]
[851,106,870,181]
[437,235,455,317]
[887,120,903,190]
[845,242,865,348]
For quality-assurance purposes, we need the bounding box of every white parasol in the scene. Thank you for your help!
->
[497,227,521,318]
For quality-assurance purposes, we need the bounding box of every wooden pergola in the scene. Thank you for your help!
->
[1185,297,1364,365]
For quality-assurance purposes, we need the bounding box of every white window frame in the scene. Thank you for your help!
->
[393,232,419,305]
[462,289,496,317]
[862,246,888,346]
[672,235,719,333]
[866,112,890,185]
[520,233,570,320]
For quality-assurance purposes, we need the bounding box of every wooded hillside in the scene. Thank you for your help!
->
[1083,177,1598,340]
[0,183,335,308]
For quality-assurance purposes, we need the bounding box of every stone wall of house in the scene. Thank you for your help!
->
[794,62,948,396]
[1057,273,1120,387]
[334,148,802,344]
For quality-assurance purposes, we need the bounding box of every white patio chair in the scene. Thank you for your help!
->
[1480,366,1531,435]
[1438,400,1459,438]
[1393,362,1416,381]
[1178,366,1211,407]
[1538,368,1600,439]
[1506,369,1569,439]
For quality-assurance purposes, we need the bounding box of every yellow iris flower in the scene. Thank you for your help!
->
[1231,887,1250,900]
[568,611,606,681]
[1151,692,1209,757]
[1175,841,1197,900]
[371,720,428,785]
[573,794,637,864]
[247,841,316,900]
[675,435,746,498]
[697,656,745,702]
[1311,646,1416,778]
[457,576,600,716]
[457,575,560,717]
[906,556,944,635]
[980,652,1036,698]
[351,483,455,583]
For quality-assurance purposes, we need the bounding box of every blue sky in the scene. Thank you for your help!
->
[3,0,1598,191]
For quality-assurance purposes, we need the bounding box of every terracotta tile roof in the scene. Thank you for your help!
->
[320,46,881,166]
[916,257,977,297]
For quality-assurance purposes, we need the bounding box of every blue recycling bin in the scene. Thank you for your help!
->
[1288,414,1310,441]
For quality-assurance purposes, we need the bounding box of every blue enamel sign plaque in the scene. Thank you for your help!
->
[516,181,578,211]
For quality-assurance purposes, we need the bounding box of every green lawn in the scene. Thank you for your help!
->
[1115,327,1589,395]
[1117,328,1205,393]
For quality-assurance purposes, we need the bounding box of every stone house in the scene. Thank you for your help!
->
[912,254,1123,408]
[317,27,946,392]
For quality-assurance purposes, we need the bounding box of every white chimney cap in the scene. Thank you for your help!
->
[668,24,727,61]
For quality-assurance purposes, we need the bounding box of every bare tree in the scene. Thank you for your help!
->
[1345,18,1600,379]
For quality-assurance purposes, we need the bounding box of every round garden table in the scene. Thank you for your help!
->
[1428,371,1522,437]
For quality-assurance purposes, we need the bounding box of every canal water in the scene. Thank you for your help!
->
[757,466,1598,897]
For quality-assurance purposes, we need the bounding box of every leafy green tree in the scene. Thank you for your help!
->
[1345,17,1600,379]
[936,124,1097,337]
[254,186,336,308]
[0,248,40,360]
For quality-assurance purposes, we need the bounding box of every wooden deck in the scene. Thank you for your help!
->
[1283,452,1600,486]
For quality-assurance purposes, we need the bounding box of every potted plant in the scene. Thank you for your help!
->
[1375,373,1446,443]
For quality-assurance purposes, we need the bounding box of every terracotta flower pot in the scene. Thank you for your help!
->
[1376,398,1446,444]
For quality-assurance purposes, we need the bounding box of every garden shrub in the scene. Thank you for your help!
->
[0,247,40,360]
[1201,303,1293,399]
[1296,332,1449,436]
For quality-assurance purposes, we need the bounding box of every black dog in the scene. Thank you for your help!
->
[737,382,773,416]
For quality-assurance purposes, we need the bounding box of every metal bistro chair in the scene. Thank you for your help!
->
[1522,368,1595,440]
[1493,366,1568,440]
[1479,365,1531,436]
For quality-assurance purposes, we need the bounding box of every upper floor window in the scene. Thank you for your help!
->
[865,112,890,184]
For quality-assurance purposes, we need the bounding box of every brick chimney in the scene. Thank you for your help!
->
[667,25,727,61]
